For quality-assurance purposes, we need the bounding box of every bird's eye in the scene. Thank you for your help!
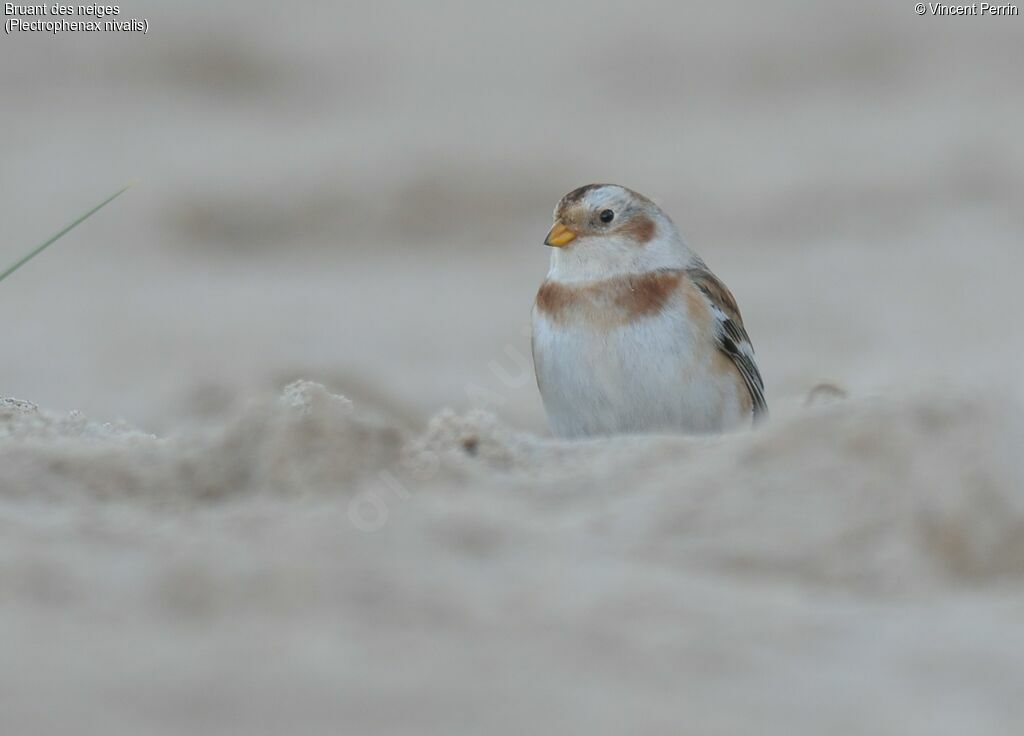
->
[599,209,615,223]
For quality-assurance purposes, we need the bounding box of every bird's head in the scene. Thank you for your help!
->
[543,184,691,280]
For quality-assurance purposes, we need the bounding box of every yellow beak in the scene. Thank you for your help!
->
[544,220,577,247]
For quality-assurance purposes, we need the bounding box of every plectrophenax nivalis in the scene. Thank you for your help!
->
[531,183,766,437]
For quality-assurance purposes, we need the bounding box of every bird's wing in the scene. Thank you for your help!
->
[686,265,767,419]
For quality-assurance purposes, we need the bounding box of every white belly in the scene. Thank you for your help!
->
[532,307,747,438]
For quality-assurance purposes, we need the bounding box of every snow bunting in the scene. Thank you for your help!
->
[531,183,766,437]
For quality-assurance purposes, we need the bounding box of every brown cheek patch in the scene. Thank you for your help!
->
[620,214,656,244]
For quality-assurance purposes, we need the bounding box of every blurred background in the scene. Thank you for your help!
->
[2,0,1022,433]
[3,4,1024,735]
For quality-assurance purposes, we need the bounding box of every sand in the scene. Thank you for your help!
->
[2,384,1023,734]
[2,1,1023,733]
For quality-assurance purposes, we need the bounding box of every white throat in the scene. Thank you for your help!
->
[547,225,695,283]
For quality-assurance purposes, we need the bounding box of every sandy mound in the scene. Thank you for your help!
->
[0,381,403,502]
[412,392,1024,590]
[2,382,1022,735]
[4,382,1021,588]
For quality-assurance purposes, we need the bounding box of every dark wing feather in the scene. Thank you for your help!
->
[686,266,767,419]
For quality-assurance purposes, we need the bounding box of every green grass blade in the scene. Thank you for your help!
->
[0,183,134,285]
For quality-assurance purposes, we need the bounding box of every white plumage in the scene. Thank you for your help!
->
[531,184,765,438]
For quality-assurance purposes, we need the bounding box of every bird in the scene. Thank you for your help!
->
[531,183,766,438]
